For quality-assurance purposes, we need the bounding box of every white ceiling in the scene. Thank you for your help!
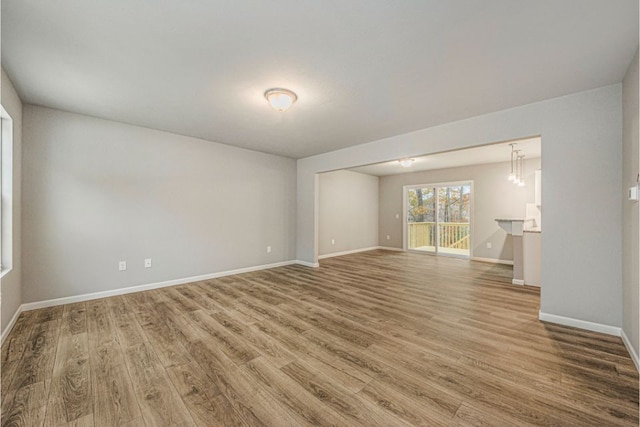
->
[2,1,638,159]
[350,137,541,176]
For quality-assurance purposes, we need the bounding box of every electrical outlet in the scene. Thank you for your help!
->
[395,213,400,219]
[267,246,272,253]
[144,258,152,268]
[331,239,335,245]
[386,235,391,240]
[486,242,492,249]
[119,261,127,271]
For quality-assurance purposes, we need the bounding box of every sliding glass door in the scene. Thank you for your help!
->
[405,182,472,258]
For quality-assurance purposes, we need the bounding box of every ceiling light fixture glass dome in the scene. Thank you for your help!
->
[264,88,297,112]
[399,158,415,167]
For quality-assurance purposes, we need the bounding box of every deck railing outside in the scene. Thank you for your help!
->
[408,222,470,250]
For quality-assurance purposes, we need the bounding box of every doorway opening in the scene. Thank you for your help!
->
[403,181,472,258]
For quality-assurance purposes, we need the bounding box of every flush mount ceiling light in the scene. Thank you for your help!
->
[399,158,415,167]
[264,88,297,112]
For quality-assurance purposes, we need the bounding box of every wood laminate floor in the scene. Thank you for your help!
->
[1,250,638,426]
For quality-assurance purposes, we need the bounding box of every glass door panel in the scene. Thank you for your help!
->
[436,184,471,257]
[407,187,436,252]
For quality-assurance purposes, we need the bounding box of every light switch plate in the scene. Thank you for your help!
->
[629,185,639,201]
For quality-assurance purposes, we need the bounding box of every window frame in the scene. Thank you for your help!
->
[0,105,14,277]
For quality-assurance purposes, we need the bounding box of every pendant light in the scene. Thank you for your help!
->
[513,150,521,184]
[508,144,517,181]
[517,153,526,187]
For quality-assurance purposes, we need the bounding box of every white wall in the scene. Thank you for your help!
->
[298,84,622,329]
[318,170,378,256]
[22,106,296,303]
[622,49,639,361]
[379,158,540,261]
[1,69,23,337]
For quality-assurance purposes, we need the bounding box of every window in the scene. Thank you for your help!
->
[1,105,13,275]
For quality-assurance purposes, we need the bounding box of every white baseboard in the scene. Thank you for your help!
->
[21,260,297,312]
[471,256,514,266]
[539,311,621,336]
[621,329,639,371]
[302,246,401,267]
[376,246,404,252]
[1,304,24,345]
[295,260,320,268]
[318,246,380,260]
[511,279,525,285]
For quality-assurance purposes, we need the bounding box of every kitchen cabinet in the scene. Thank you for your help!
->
[523,230,541,287]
